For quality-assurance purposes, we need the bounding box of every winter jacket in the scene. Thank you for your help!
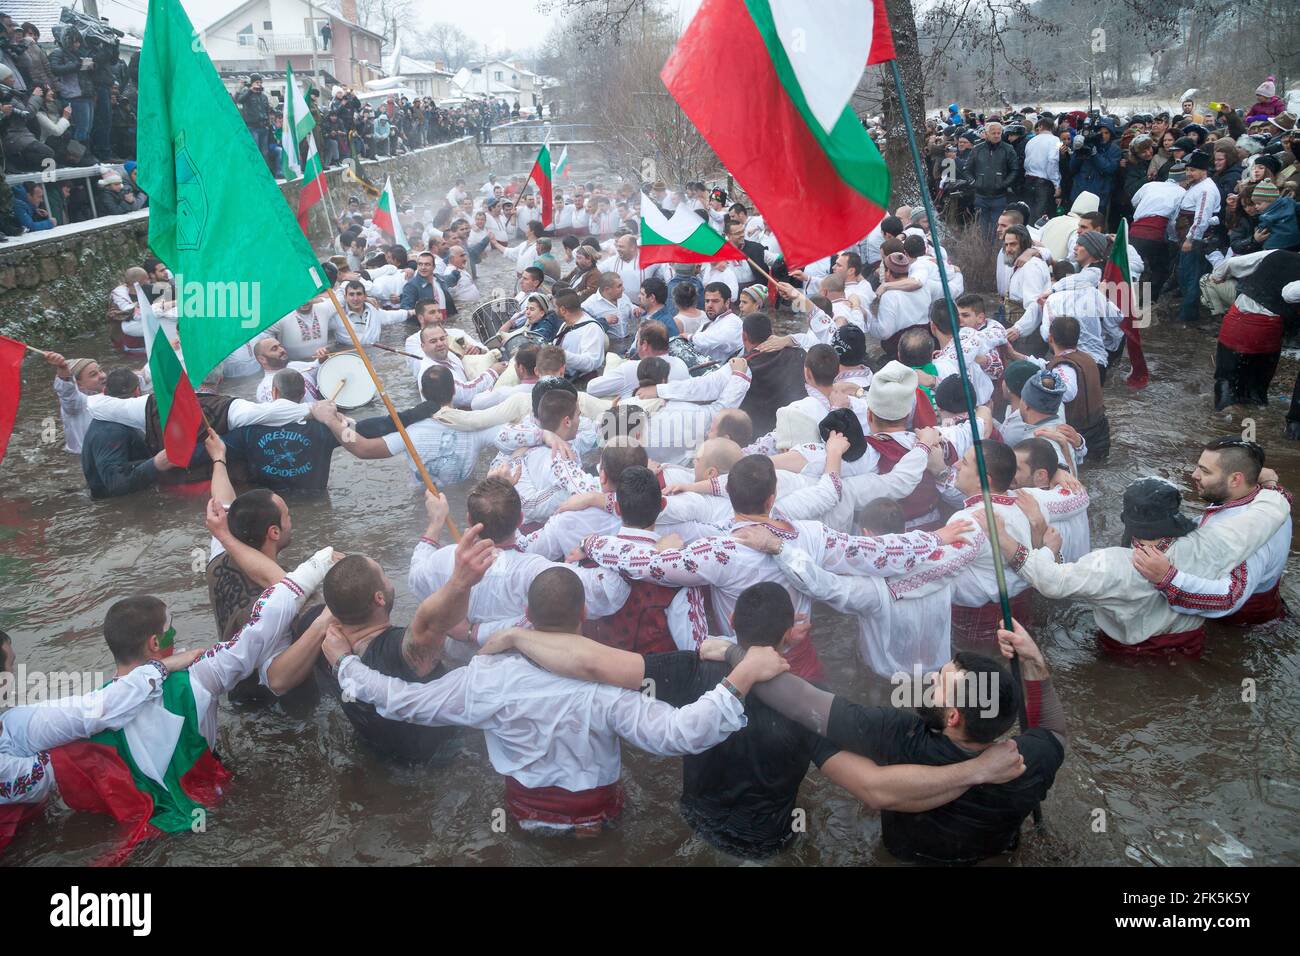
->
[962,139,1020,197]
[235,87,271,128]
[96,185,135,216]
[11,185,53,231]
[1122,145,1150,204]
[1258,196,1300,251]
[1245,96,1286,123]
[47,40,87,100]
[1069,134,1122,203]
[17,38,54,90]
[1229,211,1262,256]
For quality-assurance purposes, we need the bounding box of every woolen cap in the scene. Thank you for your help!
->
[866,361,918,421]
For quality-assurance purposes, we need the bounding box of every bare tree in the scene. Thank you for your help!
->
[537,1,719,184]
[536,0,648,46]
[413,22,484,70]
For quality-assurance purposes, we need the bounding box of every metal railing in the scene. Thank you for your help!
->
[4,163,132,219]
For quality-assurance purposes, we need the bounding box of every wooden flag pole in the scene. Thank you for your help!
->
[325,288,459,539]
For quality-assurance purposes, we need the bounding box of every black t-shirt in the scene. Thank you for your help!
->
[817,697,1064,865]
[644,652,820,859]
[223,421,339,493]
[311,619,459,763]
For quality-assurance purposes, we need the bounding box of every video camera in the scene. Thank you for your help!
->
[0,83,33,120]
[58,6,122,61]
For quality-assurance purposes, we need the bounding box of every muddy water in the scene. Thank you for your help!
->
[2,224,1299,866]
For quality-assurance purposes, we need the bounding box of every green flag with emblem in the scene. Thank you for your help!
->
[136,0,326,386]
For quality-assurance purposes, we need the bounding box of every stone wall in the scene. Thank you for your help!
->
[0,134,488,344]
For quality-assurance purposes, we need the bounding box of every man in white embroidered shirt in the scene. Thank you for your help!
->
[328,280,412,346]
[580,454,971,638]
[324,563,789,833]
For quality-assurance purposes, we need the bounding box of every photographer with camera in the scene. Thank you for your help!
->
[1,82,54,171]
[962,121,1020,240]
[1068,115,1121,215]
[0,15,28,93]
[48,26,93,150]
[235,73,273,165]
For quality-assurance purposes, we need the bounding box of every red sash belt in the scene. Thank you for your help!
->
[1221,580,1286,628]
[1130,215,1169,242]
[951,591,1034,644]
[1097,627,1205,657]
[504,777,624,828]
[1218,304,1282,355]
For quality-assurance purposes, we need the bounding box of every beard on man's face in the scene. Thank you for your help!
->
[916,705,948,732]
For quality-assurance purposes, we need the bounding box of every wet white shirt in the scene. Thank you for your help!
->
[335,651,746,792]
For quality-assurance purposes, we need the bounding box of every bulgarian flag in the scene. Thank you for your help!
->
[640,203,747,267]
[0,334,27,467]
[528,142,553,227]
[662,0,894,267]
[283,65,328,233]
[280,64,309,179]
[138,284,203,467]
[296,132,328,234]
[1102,218,1149,388]
[373,176,399,238]
[47,672,231,857]
[554,145,570,179]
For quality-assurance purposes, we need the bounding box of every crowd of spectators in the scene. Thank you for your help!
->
[239,77,533,175]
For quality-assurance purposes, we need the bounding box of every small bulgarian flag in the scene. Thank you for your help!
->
[528,142,553,228]
[373,176,399,238]
[662,0,893,267]
[640,203,747,268]
[1102,218,1149,389]
[554,145,570,179]
[138,284,203,467]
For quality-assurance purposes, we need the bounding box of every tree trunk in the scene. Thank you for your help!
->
[877,0,927,208]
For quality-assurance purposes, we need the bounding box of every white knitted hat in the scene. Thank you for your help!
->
[866,361,918,421]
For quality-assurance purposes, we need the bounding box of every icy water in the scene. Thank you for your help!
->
[2,205,1298,866]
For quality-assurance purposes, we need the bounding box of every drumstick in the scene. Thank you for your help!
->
[329,379,348,402]
[369,342,425,361]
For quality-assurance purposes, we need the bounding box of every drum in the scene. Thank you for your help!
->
[667,336,717,377]
[316,353,376,409]
[471,295,522,347]
[499,327,545,360]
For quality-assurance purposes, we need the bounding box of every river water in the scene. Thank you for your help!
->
[2,199,1298,867]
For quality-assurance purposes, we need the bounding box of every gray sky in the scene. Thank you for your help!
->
[433,0,701,55]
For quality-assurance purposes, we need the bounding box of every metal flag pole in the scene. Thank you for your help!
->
[325,288,460,539]
[887,60,1036,806]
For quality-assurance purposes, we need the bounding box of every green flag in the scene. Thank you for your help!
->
[137,0,326,386]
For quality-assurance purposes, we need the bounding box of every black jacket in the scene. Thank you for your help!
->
[235,86,271,128]
[81,420,158,499]
[962,140,1020,197]
[742,346,807,437]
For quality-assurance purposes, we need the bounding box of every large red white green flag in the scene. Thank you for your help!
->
[373,176,399,237]
[640,203,747,267]
[662,0,894,267]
